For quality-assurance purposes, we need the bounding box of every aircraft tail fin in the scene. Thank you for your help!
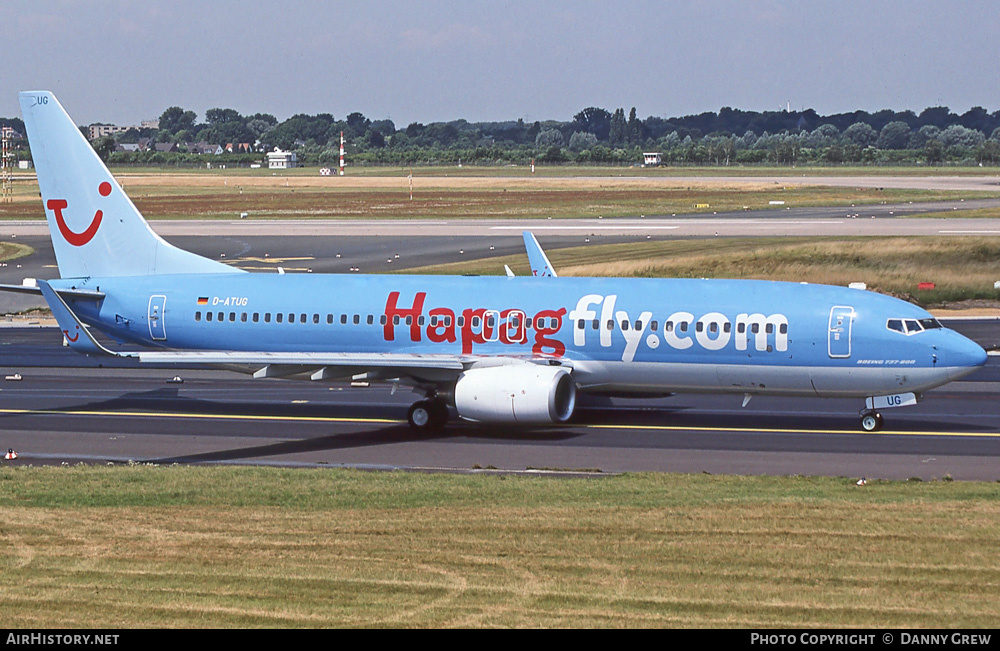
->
[19,91,241,278]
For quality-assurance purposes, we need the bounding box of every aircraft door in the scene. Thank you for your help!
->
[827,306,854,358]
[148,294,167,341]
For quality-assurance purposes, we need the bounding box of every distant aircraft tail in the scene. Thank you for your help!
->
[19,91,240,278]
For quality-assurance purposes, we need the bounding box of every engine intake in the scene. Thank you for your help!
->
[454,364,576,424]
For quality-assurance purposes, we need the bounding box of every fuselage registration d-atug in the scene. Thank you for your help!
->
[6,91,988,432]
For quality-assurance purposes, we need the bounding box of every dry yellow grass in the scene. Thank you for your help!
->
[2,467,1000,628]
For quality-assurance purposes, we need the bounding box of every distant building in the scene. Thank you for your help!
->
[267,147,297,169]
[88,120,159,140]
[89,124,129,140]
[643,152,663,166]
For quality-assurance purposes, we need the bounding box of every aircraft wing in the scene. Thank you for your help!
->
[137,350,467,381]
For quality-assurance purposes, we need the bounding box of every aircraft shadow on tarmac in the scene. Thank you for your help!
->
[151,425,586,465]
[24,386,585,463]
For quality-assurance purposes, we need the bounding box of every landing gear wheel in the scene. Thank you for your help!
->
[408,400,433,431]
[860,411,883,432]
[408,399,449,432]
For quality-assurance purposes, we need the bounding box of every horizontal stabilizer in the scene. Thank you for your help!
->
[0,282,105,300]
[36,280,128,357]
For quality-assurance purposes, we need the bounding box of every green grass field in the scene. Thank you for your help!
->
[2,465,998,628]
[0,241,32,261]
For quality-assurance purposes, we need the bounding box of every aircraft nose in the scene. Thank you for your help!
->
[943,331,988,380]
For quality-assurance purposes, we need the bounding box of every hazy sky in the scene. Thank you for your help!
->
[5,1,999,126]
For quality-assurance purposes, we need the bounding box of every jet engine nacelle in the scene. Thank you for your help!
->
[454,364,576,424]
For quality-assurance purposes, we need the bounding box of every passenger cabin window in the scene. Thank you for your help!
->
[264,313,271,323]
[195,311,201,322]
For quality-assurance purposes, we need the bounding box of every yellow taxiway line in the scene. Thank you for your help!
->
[1,407,998,438]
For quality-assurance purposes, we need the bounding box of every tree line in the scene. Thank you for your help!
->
[4,103,1000,167]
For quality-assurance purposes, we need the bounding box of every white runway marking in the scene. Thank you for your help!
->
[490,225,680,230]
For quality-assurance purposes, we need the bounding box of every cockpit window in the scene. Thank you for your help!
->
[888,317,942,335]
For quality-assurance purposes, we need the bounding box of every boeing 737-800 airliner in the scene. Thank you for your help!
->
[3,92,988,432]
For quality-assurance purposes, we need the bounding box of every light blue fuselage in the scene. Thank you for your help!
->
[55,273,986,398]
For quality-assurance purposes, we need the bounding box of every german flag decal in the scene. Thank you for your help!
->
[197,297,209,305]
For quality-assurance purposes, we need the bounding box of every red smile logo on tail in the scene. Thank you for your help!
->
[47,181,112,246]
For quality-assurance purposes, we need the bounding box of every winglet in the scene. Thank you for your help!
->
[523,231,557,277]
[37,280,128,357]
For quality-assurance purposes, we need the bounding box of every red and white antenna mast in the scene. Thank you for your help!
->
[1,126,13,203]
[339,131,345,176]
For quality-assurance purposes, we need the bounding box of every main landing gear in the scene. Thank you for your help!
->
[407,398,450,432]
[859,410,884,432]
